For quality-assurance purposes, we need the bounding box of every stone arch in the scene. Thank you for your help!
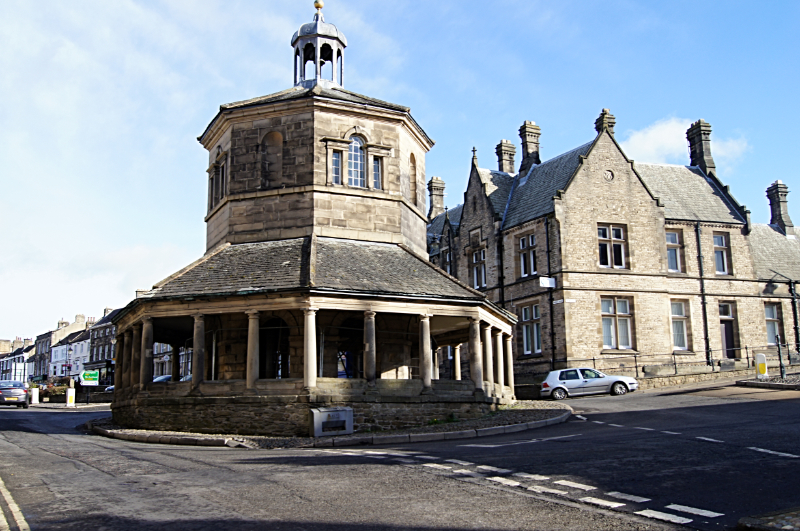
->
[341,126,370,144]
[320,43,334,81]
[303,42,316,80]
[261,131,283,189]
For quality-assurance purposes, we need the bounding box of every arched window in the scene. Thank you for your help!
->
[409,154,418,206]
[348,136,365,187]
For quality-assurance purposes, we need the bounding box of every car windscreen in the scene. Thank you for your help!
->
[0,382,25,389]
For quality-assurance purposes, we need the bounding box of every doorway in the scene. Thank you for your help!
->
[719,303,737,359]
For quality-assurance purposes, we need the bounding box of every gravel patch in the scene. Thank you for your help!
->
[89,400,570,450]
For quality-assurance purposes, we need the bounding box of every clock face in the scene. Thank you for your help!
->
[604,170,615,182]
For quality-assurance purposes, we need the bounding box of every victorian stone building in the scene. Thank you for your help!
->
[110,3,516,436]
[428,111,800,382]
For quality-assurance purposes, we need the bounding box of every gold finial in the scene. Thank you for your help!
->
[314,0,324,10]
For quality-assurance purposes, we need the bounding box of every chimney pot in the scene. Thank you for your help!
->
[767,180,794,235]
[496,140,516,174]
[427,176,446,221]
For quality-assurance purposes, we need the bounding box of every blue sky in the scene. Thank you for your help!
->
[1,0,798,339]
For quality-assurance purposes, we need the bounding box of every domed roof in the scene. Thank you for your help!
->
[291,12,348,47]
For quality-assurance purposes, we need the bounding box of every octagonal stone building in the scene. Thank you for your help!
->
[110,3,517,436]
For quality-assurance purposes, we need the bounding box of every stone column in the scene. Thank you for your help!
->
[131,324,142,389]
[246,311,260,390]
[113,335,124,390]
[505,334,515,399]
[364,311,377,387]
[468,318,483,392]
[433,348,440,380]
[453,344,462,381]
[494,329,504,397]
[304,308,318,389]
[483,325,495,397]
[122,330,133,389]
[420,315,432,392]
[171,345,181,381]
[140,317,154,386]
[192,314,205,390]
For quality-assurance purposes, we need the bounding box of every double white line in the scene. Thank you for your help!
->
[0,476,29,531]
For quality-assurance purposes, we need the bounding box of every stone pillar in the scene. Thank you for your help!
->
[304,308,318,389]
[140,317,154,386]
[246,311,260,390]
[171,344,181,382]
[113,335,124,390]
[364,311,377,386]
[453,344,462,381]
[494,329,504,397]
[505,334,515,399]
[433,348,440,380]
[122,330,133,389]
[192,314,205,390]
[131,324,142,389]
[468,318,483,392]
[483,325,495,397]
[420,315,432,392]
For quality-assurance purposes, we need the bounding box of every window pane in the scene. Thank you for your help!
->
[520,253,528,276]
[715,250,727,273]
[672,320,687,349]
[602,318,616,348]
[532,304,540,319]
[601,299,614,314]
[719,304,731,317]
[713,235,726,247]
[523,324,531,353]
[519,238,526,249]
[348,137,365,187]
[531,250,537,273]
[533,322,542,352]
[529,235,536,247]
[613,243,624,267]
[671,302,685,317]
[765,304,777,320]
[766,320,780,344]
[616,299,629,314]
[599,243,610,266]
[480,264,486,286]
[522,307,530,321]
[373,158,382,189]
[667,248,680,271]
[598,227,608,239]
[612,227,623,240]
[666,232,679,245]
[618,318,631,348]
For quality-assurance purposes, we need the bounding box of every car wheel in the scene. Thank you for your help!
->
[22,402,29,409]
[551,388,568,400]
[611,382,628,396]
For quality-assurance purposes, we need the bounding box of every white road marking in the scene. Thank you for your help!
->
[592,421,605,424]
[633,427,655,431]
[553,480,596,491]
[460,434,581,449]
[477,465,513,474]
[608,424,625,428]
[512,472,550,481]
[574,415,587,420]
[748,447,800,458]
[661,431,681,435]
[635,510,692,525]
[527,485,568,495]
[486,476,521,487]
[415,455,439,460]
[696,437,724,443]
[365,455,386,459]
[0,502,9,531]
[452,469,484,477]
[580,497,625,508]
[364,451,386,455]
[666,504,724,518]
[606,491,651,503]
[445,459,473,466]
[422,463,451,470]
[0,475,30,531]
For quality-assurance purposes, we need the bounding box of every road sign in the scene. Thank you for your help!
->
[79,370,100,386]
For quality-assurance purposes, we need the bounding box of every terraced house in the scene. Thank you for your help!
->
[428,110,800,382]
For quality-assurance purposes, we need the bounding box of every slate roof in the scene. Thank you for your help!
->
[90,309,122,329]
[477,168,515,216]
[220,84,410,113]
[53,331,84,348]
[427,204,464,249]
[138,237,481,303]
[749,224,800,281]
[635,163,745,224]
[503,141,594,229]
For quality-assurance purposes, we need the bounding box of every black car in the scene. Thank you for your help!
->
[0,381,30,408]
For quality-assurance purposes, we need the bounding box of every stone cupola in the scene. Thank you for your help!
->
[292,1,348,89]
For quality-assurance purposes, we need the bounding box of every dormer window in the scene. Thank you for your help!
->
[348,136,365,187]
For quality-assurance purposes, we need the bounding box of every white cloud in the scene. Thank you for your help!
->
[620,117,750,169]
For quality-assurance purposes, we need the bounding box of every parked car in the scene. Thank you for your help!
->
[153,375,172,383]
[104,385,115,393]
[180,374,192,382]
[0,381,30,408]
[540,368,638,400]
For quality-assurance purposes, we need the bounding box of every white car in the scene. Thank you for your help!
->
[539,368,638,400]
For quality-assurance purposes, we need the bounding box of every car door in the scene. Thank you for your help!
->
[557,369,584,395]
[579,369,608,395]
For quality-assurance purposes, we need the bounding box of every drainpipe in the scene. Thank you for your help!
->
[545,216,556,370]
[695,222,712,366]
[790,280,800,354]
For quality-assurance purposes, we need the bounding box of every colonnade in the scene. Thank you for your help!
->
[113,310,515,399]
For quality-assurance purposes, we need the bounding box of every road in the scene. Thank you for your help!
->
[0,379,797,530]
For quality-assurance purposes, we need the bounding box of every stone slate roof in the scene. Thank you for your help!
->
[427,204,464,250]
[139,237,481,302]
[477,168,515,216]
[635,163,745,224]
[749,224,800,281]
[90,309,122,329]
[221,85,409,113]
[503,141,594,229]
[53,331,85,348]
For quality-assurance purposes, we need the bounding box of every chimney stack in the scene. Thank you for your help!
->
[519,121,541,175]
[57,319,69,329]
[594,109,616,136]
[104,307,113,317]
[686,119,716,177]
[496,140,516,174]
[766,180,794,235]
[427,176,446,220]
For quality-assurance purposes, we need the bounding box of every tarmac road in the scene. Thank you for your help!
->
[0,379,796,530]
